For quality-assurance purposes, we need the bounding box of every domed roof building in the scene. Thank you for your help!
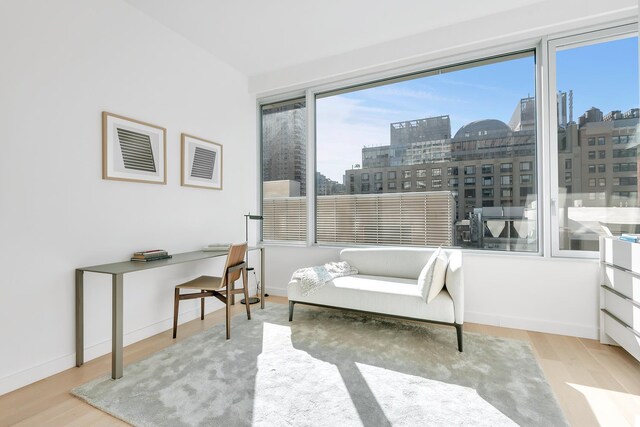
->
[453,119,511,141]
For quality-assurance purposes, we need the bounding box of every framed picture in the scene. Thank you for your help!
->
[181,133,223,190]
[102,112,166,184]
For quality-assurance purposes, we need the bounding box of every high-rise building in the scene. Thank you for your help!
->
[361,116,453,169]
[362,145,392,168]
[390,116,452,145]
[578,106,604,126]
[345,111,536,224]
[559,108,639,210]
[343,96,639,249]
[316,171,345,196]
[262,101,307,194]
[388,116,452,166]
[555,90,573,128]
[509,96,537,131]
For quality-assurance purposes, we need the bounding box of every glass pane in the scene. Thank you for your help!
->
[261,100,307,242]
[316,52,537,250]
[556,36,639,251]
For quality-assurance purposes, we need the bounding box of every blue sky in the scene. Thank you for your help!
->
[557,36,638,116]
[316,36,638,182]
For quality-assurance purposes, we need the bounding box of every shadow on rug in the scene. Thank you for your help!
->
[72,303,567,426]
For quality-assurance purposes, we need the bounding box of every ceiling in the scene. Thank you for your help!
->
[124,0,544,76]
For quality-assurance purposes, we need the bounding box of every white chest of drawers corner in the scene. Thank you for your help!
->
[599,236,640,362]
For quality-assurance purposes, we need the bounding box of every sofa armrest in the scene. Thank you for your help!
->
[445,251,464,324]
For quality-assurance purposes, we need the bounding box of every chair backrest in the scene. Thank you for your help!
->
[223,243,247,284]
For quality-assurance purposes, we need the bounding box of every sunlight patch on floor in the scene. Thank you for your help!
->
[567,383,640,427]
[355,362,516,426]
[251,321,517,426]
[252,322,363,426]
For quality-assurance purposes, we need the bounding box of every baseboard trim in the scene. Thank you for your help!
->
[465,311,598,339]
[264,287,287,297]
[0,302,219,396]
[0,353,77,398]
[266,287,598,339]
[1,297,597,396]
[82,304,215,362]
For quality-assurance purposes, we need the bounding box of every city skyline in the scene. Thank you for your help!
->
[316,36,638,182]
[262,35,639,252]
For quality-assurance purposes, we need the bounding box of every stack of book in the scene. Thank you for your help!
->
[131,249,172,262]
[619,234,640,243]
[203,243,231,252]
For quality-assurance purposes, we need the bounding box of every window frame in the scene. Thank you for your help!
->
[312,49,539,251]
[257,19,637,260]
[547,23,638,258]
[500,162,513,172]
[259,96,308,245]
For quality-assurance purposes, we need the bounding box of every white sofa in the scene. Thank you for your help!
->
[288,247,464,351]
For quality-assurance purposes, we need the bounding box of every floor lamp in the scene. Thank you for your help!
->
[241,213,263,305]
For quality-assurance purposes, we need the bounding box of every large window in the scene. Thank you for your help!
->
[261,99,307,242]
[552,28,639,253]
[259,24,639,258]
[315,51,537,250]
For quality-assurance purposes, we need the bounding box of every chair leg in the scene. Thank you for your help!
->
[242,268,251,320]
[172,288,180,339]
[230,278,235,306]
[289,301,295,321]
[225,286,231,340]
[200,292,205,320]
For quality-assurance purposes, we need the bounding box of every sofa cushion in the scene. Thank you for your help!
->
[326,275,422,297]
[340,248,433,279]
[288,274,455,323]
[417,247,448,303]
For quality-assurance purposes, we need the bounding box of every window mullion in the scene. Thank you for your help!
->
[542,35,558,258]
[306,89,316,246]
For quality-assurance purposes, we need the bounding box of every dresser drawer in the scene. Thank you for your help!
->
[601,237,640,272]
[602,310,640,362]
[602,265,640,303]
[602,287,640,331]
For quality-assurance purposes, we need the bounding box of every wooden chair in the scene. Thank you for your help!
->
[172,243,251,339]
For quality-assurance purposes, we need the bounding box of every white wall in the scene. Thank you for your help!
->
[0,0,256,395]
[250,0,637,95]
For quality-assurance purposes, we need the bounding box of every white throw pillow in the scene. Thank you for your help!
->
[417,247,448,303]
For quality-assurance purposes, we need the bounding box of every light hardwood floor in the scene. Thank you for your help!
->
[1,296,639,426]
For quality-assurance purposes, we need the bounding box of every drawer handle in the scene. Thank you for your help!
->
[601,309,640,338]
[601,285,640,309]
[602,261,640,279]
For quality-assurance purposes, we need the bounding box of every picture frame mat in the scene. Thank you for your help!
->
[181,133,223,190]
[102,111,167,184]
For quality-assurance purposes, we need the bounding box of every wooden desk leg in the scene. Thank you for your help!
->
[260,247,265,309]
[75,270,84,367]
[112,273,123,379]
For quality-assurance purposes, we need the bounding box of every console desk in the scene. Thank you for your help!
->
[75,247,265,379]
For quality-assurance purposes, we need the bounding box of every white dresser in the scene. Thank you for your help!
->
[600,237,640,362]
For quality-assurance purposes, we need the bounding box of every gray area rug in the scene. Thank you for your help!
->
[72,303,567,426]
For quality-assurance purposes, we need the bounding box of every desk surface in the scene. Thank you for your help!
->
[78,247,262,275]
